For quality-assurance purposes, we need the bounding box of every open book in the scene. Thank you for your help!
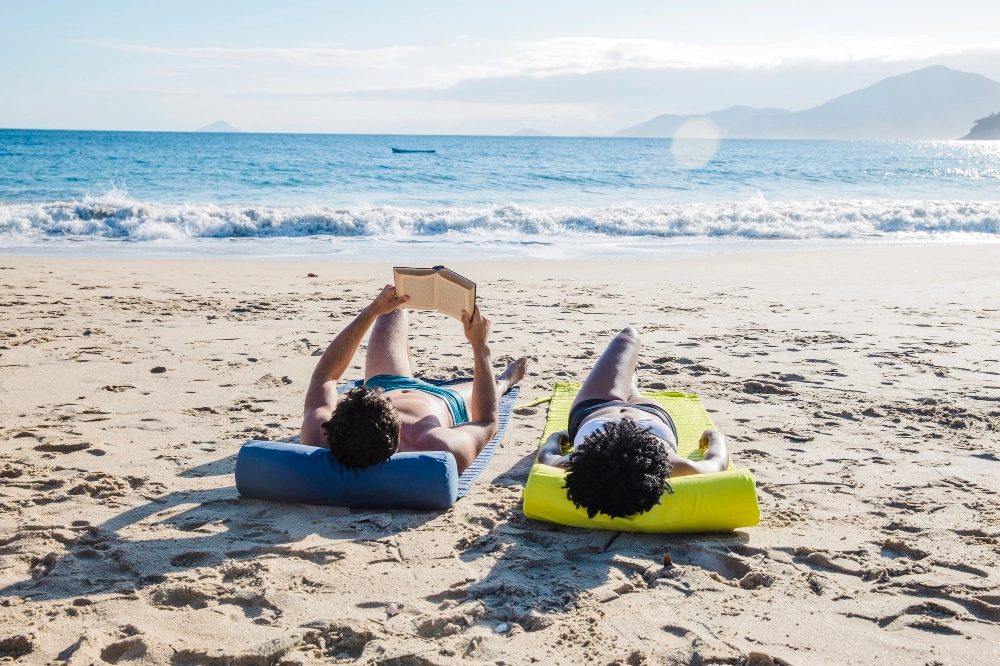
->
[393,266,476,321]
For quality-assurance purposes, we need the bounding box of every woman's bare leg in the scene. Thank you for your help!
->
[626,368,664,408]
[364,309,413,380]
[572,327,641,409]
[626,374,643,402]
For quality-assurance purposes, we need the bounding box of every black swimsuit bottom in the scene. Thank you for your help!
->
[567,398,678,443]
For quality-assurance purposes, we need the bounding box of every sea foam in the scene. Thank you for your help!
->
[2,193,999,242]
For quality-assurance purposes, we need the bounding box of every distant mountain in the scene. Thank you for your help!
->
[511,128,552,136]
[737,67,1000,140]
[615,106,790,138]
[617,66,1000,140]
[197,120,243,133]
[962,112,1000,139]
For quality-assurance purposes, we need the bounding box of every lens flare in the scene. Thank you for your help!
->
[671,119,721,168]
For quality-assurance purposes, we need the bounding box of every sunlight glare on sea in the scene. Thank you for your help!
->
[671,118,722,168]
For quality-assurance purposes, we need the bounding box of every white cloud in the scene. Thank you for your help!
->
[473,36,1000,79]
[145,63,241,78]
[83,41,423,68]
[85,36,1000,84]
[79,36,1000,102]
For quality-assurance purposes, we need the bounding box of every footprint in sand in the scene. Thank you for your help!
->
[170,551,223,568]
[0,635,34,660]
[34,439,92,454]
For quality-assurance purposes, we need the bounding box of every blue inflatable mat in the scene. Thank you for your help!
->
[234,378,519,509]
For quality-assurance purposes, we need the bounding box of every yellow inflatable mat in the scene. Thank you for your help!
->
[521,382,760,533]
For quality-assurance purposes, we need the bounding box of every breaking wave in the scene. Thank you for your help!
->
[2,192,999,241]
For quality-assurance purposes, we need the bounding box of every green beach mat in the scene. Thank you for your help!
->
[521,382,760,533]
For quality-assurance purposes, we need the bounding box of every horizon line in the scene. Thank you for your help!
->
[0,128,983,142]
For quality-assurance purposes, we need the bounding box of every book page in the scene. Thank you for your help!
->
[436,274,473,321]
[394,271,436,309]
[437,268,475,291]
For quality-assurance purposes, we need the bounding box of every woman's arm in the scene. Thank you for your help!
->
[537,431,571,467]
[668,430,729,476]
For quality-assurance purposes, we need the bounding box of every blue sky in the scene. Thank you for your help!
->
[3,0,1000,134]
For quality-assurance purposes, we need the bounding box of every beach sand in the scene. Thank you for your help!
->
[1,245,999,665]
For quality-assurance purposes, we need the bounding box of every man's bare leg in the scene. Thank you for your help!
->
[364,309,414,381]
[495,357,528,395]
[452,357,528,405]
[572,327,641,409]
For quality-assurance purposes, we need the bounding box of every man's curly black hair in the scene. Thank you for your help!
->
[322,386,400,468]
[563,417,672,519]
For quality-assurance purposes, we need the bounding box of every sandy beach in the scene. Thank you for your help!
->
[2,244,999,666]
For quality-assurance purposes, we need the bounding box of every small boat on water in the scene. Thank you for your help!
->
[391,147,436,154]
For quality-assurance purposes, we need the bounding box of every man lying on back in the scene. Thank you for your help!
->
[301,285,527,472]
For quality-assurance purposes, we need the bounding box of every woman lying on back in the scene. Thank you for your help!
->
[536,327,729,519]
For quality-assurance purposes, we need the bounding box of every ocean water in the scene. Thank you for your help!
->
[1,129,999,261]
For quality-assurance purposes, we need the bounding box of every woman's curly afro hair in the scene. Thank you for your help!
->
[563,417,672,519]
[322,386,400,468]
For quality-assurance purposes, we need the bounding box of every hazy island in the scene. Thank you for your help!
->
[197,120,244,133]
[962,112,1000,139]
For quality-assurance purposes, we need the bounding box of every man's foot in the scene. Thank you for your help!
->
[498,357,529,390]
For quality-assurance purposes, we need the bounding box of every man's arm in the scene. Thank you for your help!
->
[423,306,498,471]
[300,284,408,448]
[464,305,498,433]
